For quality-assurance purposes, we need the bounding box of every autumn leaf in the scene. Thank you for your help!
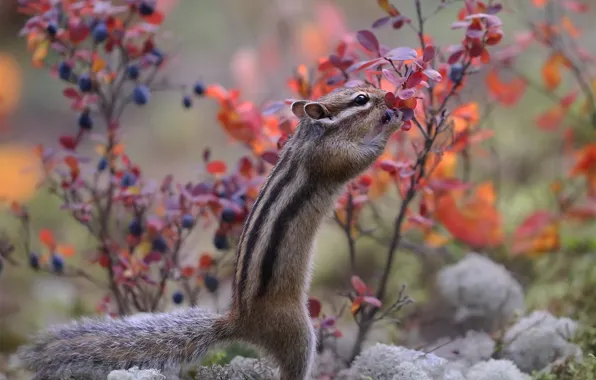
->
[0,144,41,203]
[512,211,560,256]
[198,252,214,269]
[0,54,22,116]
[56,244,75,257]
[542,52,571,91]
[206,160,227,175]
[307,297,322,318]
[39,229,56,249]
[486,68,526,107]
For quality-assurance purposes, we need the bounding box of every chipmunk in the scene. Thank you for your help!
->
[18,85,404,380]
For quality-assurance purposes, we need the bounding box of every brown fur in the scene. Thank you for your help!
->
[18,85,403,380]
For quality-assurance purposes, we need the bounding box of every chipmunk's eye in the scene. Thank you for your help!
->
[354,94,369,106]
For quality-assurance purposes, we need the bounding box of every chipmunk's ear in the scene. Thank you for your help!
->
[303,102,330,120]
[291,100,308,118]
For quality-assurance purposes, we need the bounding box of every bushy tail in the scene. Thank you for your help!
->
[18,307,233,380]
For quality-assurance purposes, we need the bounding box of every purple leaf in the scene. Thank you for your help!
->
[144,252,162,264]
[363,296,382,308]
[356,30,380,53]
[397,88,416,99]
[262,101,285,116]
[400,108,415,122]
[261,150,280,165]
[382,69,406,86]
[422,46,435,62]
[385,46,417,61]
[466,29,484,39]
[423,68,442,82]
[451,21,471,29]
[346,58,383,73]
[372,17,391,28]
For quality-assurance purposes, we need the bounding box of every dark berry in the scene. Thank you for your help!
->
[128,219,143,236]
[78,112,93,130]
[139,1,155,15]
[172,290,184,304]
[47,22,58,37]
[213,233,230,250]
[97,157,108,171]
[120,172,137,187]
[152,236,168,253]
[193,81,205,96]
[58,61,72,81]
[204,274,219,293]
[51,254,64,273]
[126,64,140,80]
[181,214,194,229]
[133,85,151,105]
[150,48,164,66]
[78,74,93,92]
[92,22,108,43]
[221,208,236,223]
[182,95,192,109]
[29,253,40,270]
[449,63,464,83]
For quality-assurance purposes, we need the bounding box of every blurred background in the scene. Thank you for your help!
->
[1,0,596,370]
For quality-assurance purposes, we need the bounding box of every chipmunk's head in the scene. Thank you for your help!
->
[290,85,404,182]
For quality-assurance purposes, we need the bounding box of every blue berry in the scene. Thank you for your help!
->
[221,208,236,223]
[204,274,219,293]
[449,63,464,83]
[78,112,93,130]
[182,95,192,109]
[139,1,155,16]
[172,290,184,304]
[213,234,230,250]
[120,172,137,187]
[47,22,58,37]
[133,85,151,105]
[58,61,72,81]
[193,81,205,96]
[150,48,164,66]
[29,253,40,270]
[181,214,194,229]
[51,254,64,273]
[92,22,108,43]
[97,157,108,171]
[78,74,92,92]
[127,64,140,80]
[128,219,143,236]
[152,236,168,253]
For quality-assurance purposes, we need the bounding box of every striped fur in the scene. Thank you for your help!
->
[18,85,403,380]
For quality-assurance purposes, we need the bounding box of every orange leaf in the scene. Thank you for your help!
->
[206,160,227,175]
[532,0,547,6]
[92,56,106,73]
[56,244,75,257]
[39,229,56,249]
[512,211,560,256]
[141,10,165,25]
[542,52,569,91]
[561,16,581,38]
[351,299,363,315]
[0,54,23,116]
[64,155,79,170]
[451,103,479,133]
[424,230,450,247]
[0,145,42,203]
[536,106,564,131]
[486,68,526,107]
[198,253,214,269]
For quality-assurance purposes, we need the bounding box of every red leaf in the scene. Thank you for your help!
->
[405,71,424,88]
[514,211,555,239]
[39,229,55,249]
[356,30,380,53]
[63,88,81,100]
[59,135,78,150]
[385,46,417,61]
[422,46,435,62]
[384,92,397,108]
[448,49,465,64]
[198,252,214,269]
[141,10,165,25]
[206,160,227,175]
[351,275,368,295]
[428,178,472,192]
[261,150,280,165]
[307,297,322,318]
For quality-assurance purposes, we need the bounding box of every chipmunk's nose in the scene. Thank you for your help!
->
[382,110,392,124]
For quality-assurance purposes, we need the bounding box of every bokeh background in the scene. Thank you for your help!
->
[1,0,596,369]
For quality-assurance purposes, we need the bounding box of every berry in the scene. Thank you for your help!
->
[182,95,192,109]
[172,290,184,304]
[78,74,92,92]
[150,48,164,66]
[47,22,58,37]
[51,254,64,273]
[133,85,151,105]
[152,236,168,253]
[221,208,236,223]
[126,64,140,80]
[29,253,40,270]
[139,1,155,16]
[213,233,230,250]
[193,81,205,96]
[92,22,108,43]
[181,214,194,229]
[78,112,93,130]
[97,157,108,171]
[120,172,137,187]
[449,63,464,83]
[128,219,143,236]
[204,274,219,293]
[58,61,72,81]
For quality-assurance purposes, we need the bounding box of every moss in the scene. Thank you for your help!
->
[531,355,596,380]
[200,342,260,366]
